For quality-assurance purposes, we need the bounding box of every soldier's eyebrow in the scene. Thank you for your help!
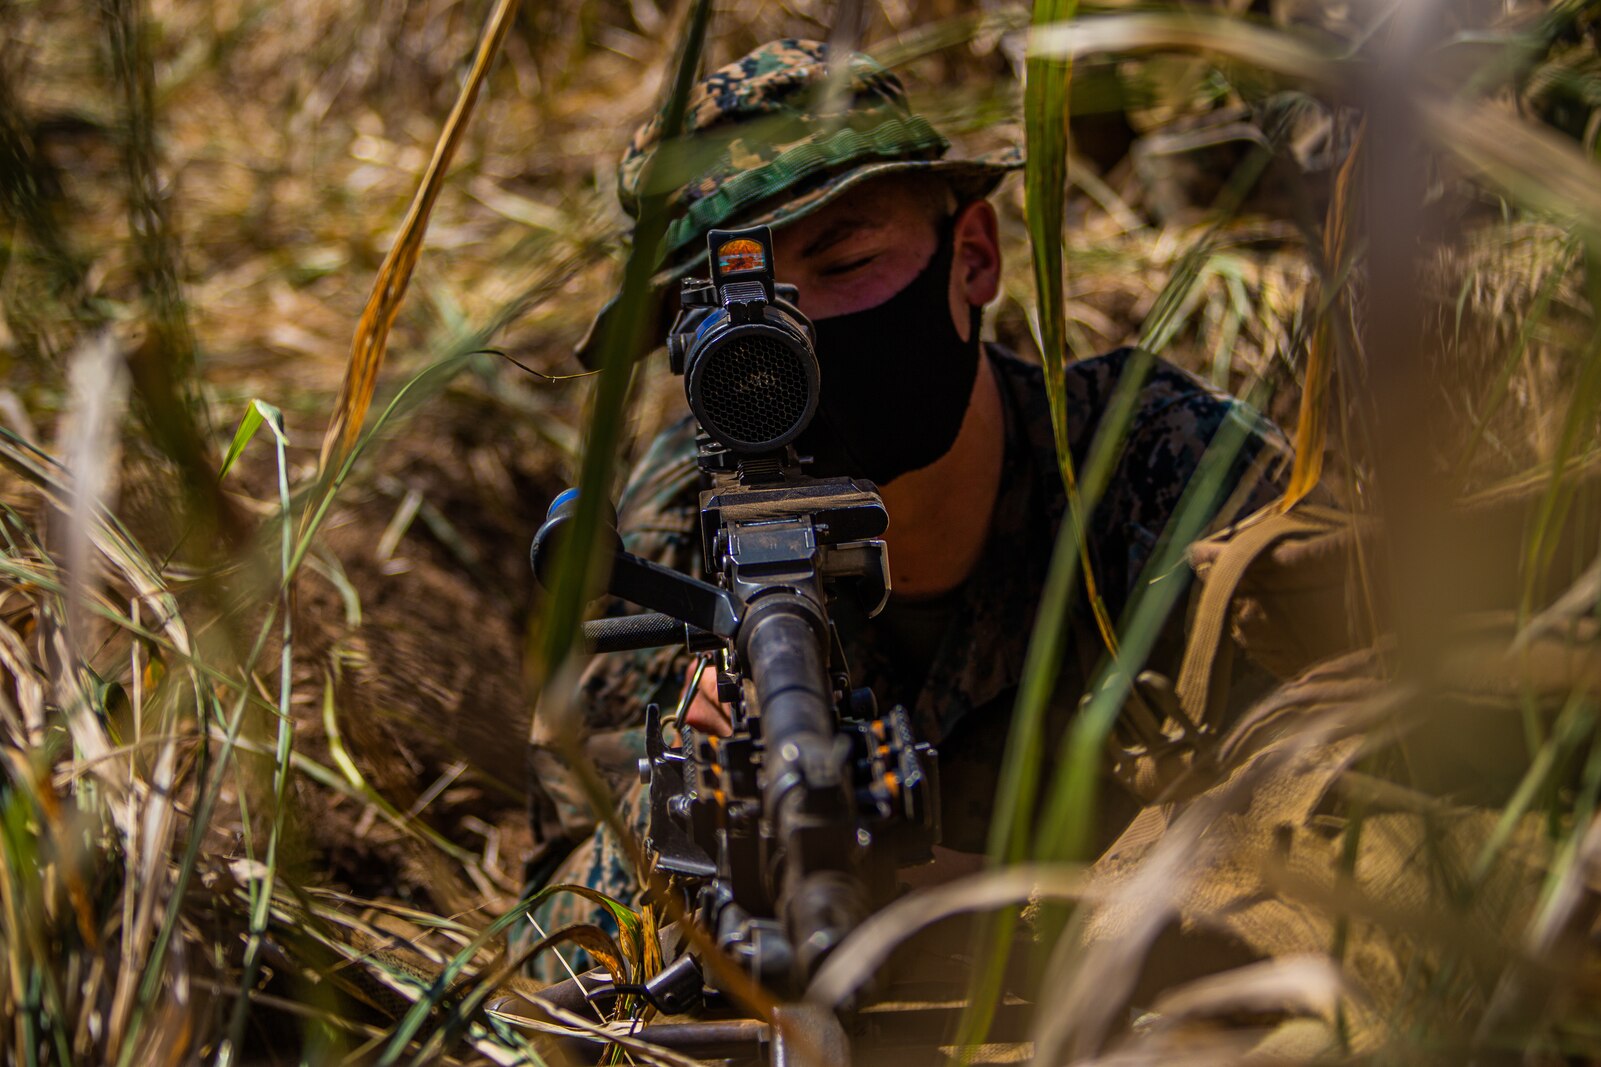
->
[800,215,880,258]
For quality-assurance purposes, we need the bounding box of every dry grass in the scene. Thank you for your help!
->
[1,0,1599,1063]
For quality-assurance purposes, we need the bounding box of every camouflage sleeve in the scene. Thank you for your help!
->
[1087,350,1293,682]
[1085,350,1292,607]
[526,415,704,857]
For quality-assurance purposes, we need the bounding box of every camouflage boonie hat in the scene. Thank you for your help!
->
[577,38,1022,365]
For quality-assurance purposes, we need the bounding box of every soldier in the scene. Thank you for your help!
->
[520,39,1291,978]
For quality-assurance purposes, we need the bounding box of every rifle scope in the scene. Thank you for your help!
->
[669,227,819,454]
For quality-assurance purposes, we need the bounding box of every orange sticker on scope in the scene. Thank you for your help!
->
[716,238,766,274]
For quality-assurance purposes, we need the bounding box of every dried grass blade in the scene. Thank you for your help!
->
[1282,124,1363,511]
[517,883,646,977]
[1424,96,1601,235]
[107,731,178,1052]
[371,889,613,1066]
[1147,955,1347,1026]
[58,334,128,658]
[414,924,629,1066]
[315,0,522,477]
[1070,1029,1277,1067]
[0,617,46,747]
[52,339,131,822]
[1027,12,1343,89]
[1029,724,1326,1064]
[493,995,709,1067]
[807,864,1086,1008]
[319,677,478,865]
[0,426,193,662]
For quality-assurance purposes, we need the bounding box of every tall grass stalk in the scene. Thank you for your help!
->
[956,0,1086,1052]
[100,0,226,548]
[219,401,291,1066]
[963,13,1324,1043]
[508,0,794,1039]
[529,0,712,692]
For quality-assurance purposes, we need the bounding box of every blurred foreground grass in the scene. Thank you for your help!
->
[1,0,1600,1062]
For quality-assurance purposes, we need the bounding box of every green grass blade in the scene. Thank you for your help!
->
[1521,314,1601,620]
[220,398,293,1066]
[530,0,713,693]
[955,0,1082,1050]
[374,884,606,1065]
[1032,396,1266,864]
[961,84,1289,1043]
[218,403,265,482]
[218,399,283,481]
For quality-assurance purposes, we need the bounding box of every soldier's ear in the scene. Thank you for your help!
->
[951,199,1000,308]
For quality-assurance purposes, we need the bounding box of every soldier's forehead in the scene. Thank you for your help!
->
[775,183,928,254]
[782,210,879,256]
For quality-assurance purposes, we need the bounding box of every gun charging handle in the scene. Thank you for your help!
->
[529,487,617,586]
[530,488,740,653]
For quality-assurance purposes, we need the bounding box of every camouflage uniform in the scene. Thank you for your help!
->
[523,346,1291,978]
[519,39,1291,979]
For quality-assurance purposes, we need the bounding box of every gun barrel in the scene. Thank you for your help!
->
[739,594,864,977]
[740,597,833,752]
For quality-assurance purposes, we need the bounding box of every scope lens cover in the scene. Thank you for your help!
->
[681,226,819,453]
[689,322,815,450]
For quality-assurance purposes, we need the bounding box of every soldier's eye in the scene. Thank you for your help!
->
[820,254,876,277]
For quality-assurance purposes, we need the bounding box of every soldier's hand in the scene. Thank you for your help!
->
[681,663,733,737]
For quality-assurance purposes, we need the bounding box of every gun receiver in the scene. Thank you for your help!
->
[529,226,939,1042]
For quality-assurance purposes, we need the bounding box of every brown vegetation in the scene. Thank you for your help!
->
[2,0,1599,1062]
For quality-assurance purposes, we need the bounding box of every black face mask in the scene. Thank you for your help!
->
[793,219,982,486]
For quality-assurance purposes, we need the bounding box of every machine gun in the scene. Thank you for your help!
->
[529,225,940,1055]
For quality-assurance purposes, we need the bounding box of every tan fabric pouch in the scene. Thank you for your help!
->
[1110,451,1601,804]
